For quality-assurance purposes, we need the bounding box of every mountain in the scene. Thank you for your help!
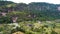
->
[0,1,14,6]
[15,2,60,20]
[0,1,60,23]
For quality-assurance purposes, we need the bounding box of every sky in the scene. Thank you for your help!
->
[8,0,60,4]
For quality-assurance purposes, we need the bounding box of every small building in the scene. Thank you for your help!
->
[37,21,42,24]
[57,6,60,11]
[1,12,7,16]
[27,15,31,17]
[46,21,51,23]
[8,7,15,13]
[11,15,18,23]
[55,19,60,23]
[27,14,36,18]
[0,12,7,16]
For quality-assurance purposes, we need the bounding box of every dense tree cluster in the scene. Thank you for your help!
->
[0,1,60,23]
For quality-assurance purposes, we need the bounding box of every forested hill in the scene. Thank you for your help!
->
[0,1,60,23]
[0,1,14,6]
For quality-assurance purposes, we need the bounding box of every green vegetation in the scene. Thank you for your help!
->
[0,1,60,34]
[0,21,60,34]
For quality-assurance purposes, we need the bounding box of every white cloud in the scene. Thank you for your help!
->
[8,0,60,4]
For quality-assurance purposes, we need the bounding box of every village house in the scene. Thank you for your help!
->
[27,14,36,18]
[46,21,51,23]
[37,21,42,24]
[57,6,60,11]
[8,7,15,13]
[11,15,18,23]
[0,12,7,16]
[1,12,7,16]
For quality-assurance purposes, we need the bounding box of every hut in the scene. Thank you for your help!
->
[11,15,18,23]
[1,12,7,16]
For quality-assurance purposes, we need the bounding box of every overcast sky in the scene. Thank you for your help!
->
[8,0,60,4]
